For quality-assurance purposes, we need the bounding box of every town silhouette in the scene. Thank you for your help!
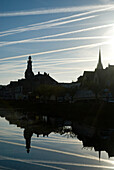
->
[0,49,114,162]
[0,49,114,103]
[1,1,114,169]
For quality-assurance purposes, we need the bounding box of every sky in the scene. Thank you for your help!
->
[1,0,114,85]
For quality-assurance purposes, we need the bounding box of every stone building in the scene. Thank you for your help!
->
[20,56,58,94]
[77,49,114,97]
[0,56,58,99]
[1,50,114,100]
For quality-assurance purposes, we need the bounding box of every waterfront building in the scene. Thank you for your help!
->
[77,49,114,98]
[0,49,114,100]
[0,56,58,100]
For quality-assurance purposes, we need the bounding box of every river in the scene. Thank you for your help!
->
[0,109,114,170]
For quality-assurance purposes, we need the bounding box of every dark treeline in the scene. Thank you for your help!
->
[0,99,114,128]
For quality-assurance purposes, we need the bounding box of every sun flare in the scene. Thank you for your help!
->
[109,36,114,62]
[104,27,114,63]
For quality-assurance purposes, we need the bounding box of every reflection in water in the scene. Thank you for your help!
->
[24,128,33,153]
[73,122,114,159]
[0,109,114,160]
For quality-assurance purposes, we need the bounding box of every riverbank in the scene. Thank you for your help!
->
[0,99,114,128]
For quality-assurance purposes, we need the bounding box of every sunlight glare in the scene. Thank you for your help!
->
[110,160,114,165]
[105,27,114,63]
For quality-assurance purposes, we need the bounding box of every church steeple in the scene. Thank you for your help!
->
[25,56,34,79]
[96,49,103,70]
[27,56,32,70]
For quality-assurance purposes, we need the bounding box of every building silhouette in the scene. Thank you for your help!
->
[96,49,103,70]
[25,56,34,79]
[0,56,58,100]
[0,49,114,100]
[77,49,114,98]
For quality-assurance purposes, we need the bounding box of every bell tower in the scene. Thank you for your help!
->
[96,49,103,70]
[25,56,34,79]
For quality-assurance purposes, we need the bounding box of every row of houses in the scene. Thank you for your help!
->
[0,50,114,102]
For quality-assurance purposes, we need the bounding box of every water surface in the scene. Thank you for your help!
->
[0,109,114,170]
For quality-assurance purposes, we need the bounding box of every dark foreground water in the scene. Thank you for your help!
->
[0,109,114,170]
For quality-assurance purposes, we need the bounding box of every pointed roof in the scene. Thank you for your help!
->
[96,49,103,70]
[25,56,34,79]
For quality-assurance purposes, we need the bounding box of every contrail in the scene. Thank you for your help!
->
[0,4,114,17]
[6,23,114,43]
[0,41,109,62]
[0,6,113,37]
[0,15,96,37]
[0,22,113,47]
[32,23,114,40]
[0,58,96,72]
[0,36,111,47]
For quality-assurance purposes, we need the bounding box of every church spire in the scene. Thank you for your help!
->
[25,56,34,79]
[96,49,103,70]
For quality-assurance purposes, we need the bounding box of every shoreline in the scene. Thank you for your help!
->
[0,99,114,128]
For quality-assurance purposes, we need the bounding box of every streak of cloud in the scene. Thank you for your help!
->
[0,15,97,37]
[0,5,114,17]
[33,23,114,40]
[0,58,95,73]
[0,41,109,62]
[0,22,113,48]
[0,5,113,38]
[0,36,111,47]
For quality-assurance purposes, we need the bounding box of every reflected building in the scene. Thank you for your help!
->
[72,121,114,159]
[0,110,114,159]
[24,128,33,153]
